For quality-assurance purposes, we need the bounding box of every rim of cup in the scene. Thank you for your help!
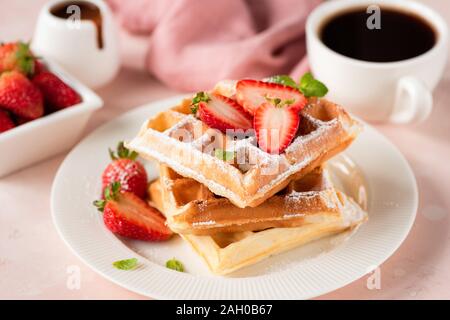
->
[306,0,448,68]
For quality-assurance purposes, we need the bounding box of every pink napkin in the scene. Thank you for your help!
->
[108,0,321,91]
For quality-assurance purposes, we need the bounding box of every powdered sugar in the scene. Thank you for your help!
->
[126,99,361,207]
[192,220,216,227]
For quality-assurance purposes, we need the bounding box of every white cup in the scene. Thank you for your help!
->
[306,0,448,123]
[32,0,120,89]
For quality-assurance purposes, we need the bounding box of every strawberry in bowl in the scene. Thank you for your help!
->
[0,40,102,177]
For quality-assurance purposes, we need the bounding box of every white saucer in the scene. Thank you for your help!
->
[51,95,418,299]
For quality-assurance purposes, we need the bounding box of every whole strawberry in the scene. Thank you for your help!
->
[0,41,35,76]
[33,59,47,75]
[0,110,15,133]
[102,141,148,199]
[32,71,81,111]
[94,182,172,241]
[0,71,44,119]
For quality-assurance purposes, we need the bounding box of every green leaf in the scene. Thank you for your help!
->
[108,148,117,160]
[16,42,34,76]
[129,151,138,161]
[103,181,121,201]
[166,258,184,272]
[117,141,128,158]
[113,258,138,270]
[109,141,138,160]
[299,72,328,98]
[214,149,235,161]
[104,185,112,200]
[264,75,298,89]
[190,92,210,114]
[111,181,121,195]
[93,199,106,212]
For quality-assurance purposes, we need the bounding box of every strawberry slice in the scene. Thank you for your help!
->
[94,182,172,241]
[253,103,300,154]
[197,92,253,132]
[236,79,307,115]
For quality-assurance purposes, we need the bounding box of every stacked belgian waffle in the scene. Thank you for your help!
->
[126,79,367,275]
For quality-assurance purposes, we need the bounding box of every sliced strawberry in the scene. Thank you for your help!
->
[253,103,300,154]
[94,183,172,241]
[236,79,307,115]
[197,93,253,132]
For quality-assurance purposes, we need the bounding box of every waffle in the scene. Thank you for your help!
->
[149,165,367,275]
[153,164,346,235]
[127,97,361,208]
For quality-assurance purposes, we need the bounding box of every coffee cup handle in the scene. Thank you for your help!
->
[390,76,433,123]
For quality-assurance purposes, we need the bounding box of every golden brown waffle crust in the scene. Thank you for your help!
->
[152,164,347,235]
[149,166,368,275]
[127,98,362,208]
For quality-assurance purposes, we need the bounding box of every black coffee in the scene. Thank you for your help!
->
[320,7,436,62]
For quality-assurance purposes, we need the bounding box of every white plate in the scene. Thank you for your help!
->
[51,95,418,299]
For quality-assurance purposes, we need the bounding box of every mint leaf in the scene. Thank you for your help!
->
[214,149,235,161]
[113,258,138,270]
[299,72,328,98]
[264,75,298,89]
[166,258,184,272]
[190,92,210,114]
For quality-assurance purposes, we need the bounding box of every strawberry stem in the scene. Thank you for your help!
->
[190,92,210,114]
[93,181,121,212]
[109,141,138,160]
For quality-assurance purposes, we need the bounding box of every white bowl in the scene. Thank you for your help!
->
[0,59,103,177]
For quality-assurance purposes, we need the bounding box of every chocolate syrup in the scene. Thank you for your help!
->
[51,1,103,49]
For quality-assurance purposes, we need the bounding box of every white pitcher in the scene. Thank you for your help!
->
[32,0,120,88]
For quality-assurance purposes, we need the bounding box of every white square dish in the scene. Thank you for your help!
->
[0,58,103,177]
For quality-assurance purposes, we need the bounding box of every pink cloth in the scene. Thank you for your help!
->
[108,0,320,91]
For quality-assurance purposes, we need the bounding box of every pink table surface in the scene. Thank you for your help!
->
[1,0,449,300]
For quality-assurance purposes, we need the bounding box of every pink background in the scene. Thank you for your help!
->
[0,0,449,299]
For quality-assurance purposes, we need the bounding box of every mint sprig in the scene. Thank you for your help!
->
[190,92,210,114]
[264,75,298,89]
[264,73,328,98]
[166,258,184,272]
[113,258,139,270]
[299,72,328,98]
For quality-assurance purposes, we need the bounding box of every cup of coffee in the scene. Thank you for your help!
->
[306,0,448,123]
[32,0,120,89]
